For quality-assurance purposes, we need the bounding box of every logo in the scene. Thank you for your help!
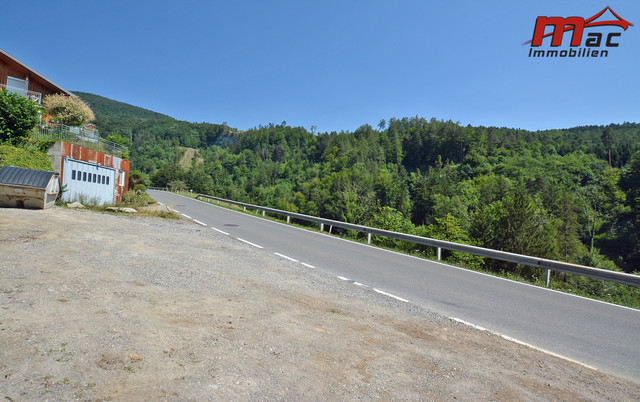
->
[524,6,633,58]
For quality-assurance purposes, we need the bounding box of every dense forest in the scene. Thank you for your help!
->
[75,92,640,289]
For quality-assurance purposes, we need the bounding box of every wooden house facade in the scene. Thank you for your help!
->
[0,47,72,104]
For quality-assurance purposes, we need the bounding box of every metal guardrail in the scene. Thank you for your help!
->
[184,193,640,288]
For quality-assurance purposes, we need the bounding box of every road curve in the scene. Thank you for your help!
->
[149,190,640,381]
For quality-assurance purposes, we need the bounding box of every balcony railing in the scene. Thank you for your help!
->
[0,83,42,104]
[33,124,129,158]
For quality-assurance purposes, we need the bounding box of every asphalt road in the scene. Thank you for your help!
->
[149,190,640,381]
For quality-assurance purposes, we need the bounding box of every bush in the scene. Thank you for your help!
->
[43,94,94,126]
[0,89,39,144]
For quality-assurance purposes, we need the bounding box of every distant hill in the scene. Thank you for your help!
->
[73,91,172,120]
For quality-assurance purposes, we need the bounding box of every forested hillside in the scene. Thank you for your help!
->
[76,93,640,288]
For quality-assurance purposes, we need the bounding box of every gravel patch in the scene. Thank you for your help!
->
[1,207,638,400]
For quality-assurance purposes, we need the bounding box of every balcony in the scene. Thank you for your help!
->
[0,83,42,104]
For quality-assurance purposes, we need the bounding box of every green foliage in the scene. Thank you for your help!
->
[105,132,127,145]
[73,91,170,120]
[370,206,415,250]
[0,144,53,170]
[70,92,640,305]
[618,151,640,269]
[43,94,95,126]
[0,89,39,144]
[426,214,484,269]
[117,189,154,207]
[168,179,187,191]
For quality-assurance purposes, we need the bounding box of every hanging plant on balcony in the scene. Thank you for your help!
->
[42,94,95,127]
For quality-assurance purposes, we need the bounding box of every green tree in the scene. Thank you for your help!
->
[601,127,613,168]
[553,191,583,262]
[471,185,559,278]
[370,206,415,249]
[426,214,483,268]
[618,151,640,269]
[0,89,39,144]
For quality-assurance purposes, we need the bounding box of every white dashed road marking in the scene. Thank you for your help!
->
[373,288,409,303]
[274,253,299,263]
[211,227,230,235]
[236,238,264,249]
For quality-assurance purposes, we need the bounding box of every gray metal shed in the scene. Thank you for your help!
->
[0,165,59,209]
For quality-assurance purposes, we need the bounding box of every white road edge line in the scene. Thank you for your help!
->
[211,227,230,236]
[354,282,368,287]
[373,288,409,303]
[274,252,299,263]
[193,219,207,226]
[301,263,316,269]
[157,193,631,373]
[448,317,600,372]
[236,238,263,249]
[181,213,192,219]
[187,193,640,313]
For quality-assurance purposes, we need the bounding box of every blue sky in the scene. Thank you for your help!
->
[2,1,638,133]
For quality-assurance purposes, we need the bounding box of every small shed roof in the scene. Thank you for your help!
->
[0,165,57,189]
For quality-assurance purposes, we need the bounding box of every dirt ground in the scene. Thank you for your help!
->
[1,207,638,400]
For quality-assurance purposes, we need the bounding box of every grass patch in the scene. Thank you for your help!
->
[0,143,53,170]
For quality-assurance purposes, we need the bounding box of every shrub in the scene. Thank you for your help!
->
[0,89,39,144]
[168,179,187,191]
[43,94,94,126]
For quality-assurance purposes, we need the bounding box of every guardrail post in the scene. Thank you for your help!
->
[243,206,246,212]
[182,193,640,288]
[320,223,324,232]
[367,233,372,244]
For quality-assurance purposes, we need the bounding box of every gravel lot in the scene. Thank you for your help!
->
[1,207,638,400]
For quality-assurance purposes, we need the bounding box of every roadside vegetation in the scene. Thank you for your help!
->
[181,190,640,309]
[65,187,179,220]
[70,92,640,308]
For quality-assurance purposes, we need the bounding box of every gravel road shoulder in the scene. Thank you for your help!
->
[1,207,638,400]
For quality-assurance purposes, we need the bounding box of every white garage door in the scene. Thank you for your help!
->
[62,158,116,205]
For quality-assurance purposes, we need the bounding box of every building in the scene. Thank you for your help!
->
[1,48,129,205]
[47,142,129,205]
[0,165,59,209]
[0,47,73,104]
